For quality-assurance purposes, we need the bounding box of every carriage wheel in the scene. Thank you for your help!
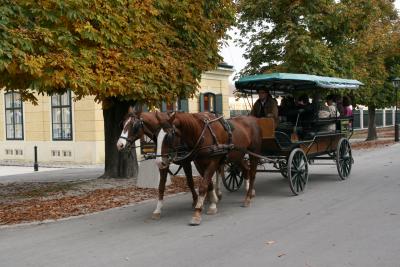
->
[223,162,244,192]
[336,138,353,180]
[288,148,309,195]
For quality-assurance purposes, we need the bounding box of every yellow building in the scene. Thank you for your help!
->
[0,64,234,165]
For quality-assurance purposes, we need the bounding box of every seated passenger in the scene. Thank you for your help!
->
[250,88,279,127]
[285,94,312,124]
[342,96,353,117]
[326,94,340,117]
[318,95,339,131]
[279,95,295,122]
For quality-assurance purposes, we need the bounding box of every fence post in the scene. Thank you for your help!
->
[360,108,364,129]
[393,107,396,126]
[382,108,386,127]
[34,146,39,171]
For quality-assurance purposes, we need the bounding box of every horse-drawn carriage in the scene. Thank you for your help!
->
[117,72,362,225]
[223,73,362,195]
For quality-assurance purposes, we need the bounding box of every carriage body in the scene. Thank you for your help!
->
[223,73,361,195]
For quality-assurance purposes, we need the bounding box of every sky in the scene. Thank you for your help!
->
[220,1,400,76]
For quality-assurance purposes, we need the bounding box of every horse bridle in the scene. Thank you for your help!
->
[119,115,156,148]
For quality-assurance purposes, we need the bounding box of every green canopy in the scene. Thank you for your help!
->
[235,73,363,94]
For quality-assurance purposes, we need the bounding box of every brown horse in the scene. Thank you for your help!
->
[116,109,198,219]
[156,112,262,225]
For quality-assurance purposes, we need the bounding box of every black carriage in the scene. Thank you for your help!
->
[223,73,362,195]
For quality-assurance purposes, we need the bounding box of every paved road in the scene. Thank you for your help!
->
[1,144,399,267]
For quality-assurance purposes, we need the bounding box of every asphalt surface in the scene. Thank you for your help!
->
[0,143,399,267]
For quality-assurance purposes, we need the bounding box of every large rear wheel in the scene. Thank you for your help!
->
[336,138,353,180]
[288,148,309,195]
[223,162,244,192]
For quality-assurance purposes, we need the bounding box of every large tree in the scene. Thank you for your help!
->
[236,0,399,140]
[0,0,235,177]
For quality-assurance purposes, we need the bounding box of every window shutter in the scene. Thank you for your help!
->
[179,98,189,112]
[215,94,223,115]
[161,101,167,112]
[199,93,204,112]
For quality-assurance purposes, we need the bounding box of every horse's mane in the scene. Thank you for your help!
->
[175,112,217,135]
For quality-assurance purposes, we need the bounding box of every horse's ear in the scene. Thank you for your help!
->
[128,106,135,113]
[155,110,162,122]
[168,112,176,123]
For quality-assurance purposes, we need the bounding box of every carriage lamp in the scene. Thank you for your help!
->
[393,77,400,142]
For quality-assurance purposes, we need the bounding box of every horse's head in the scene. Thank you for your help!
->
[116,106,143,151]
[154,111,182,168]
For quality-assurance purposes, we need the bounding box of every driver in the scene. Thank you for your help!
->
[250,88,279,127]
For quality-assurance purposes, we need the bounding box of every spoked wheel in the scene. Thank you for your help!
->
[288,148,309,195]
[336,138,353,180]
[223,162,244,192]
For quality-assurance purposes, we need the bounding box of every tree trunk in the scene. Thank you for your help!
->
[366,105,378,141]
[101,98,138,179]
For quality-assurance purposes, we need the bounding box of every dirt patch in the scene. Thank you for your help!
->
[351,139,396,150]
[0,176,199,226]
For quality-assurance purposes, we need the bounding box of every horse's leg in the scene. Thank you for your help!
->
[243,156,258,207]
[206,181,218,215]
[152,168,168,220]
[214,165,223,200]
[240,159,251,207]
[182,163,198,208]
[190,161,219,226]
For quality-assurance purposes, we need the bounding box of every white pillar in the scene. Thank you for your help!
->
[382,108,386,127]
[360,108,364,129]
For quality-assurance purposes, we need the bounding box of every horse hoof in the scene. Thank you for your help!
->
[206,208,218,215]
[189,216,202,226]
[217,193,223,200]
[152,213,161,220]
[251,189,256,198]
[242,201,250,208]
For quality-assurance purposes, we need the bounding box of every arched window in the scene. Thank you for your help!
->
[4,91,24,140]
[51,91,73,140]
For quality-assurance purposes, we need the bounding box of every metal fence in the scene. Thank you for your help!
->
[353,108,400,129]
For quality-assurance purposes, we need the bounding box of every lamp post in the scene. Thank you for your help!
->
[393,77,400,142]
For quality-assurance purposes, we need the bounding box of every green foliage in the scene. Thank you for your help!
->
[0,0,235,106]
[237,0,399,109]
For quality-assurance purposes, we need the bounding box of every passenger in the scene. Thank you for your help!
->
[334,94,344,115]
[342,96,353,117]
[250,88,279,127]
[296,94,314,121]
[279,95,295,122]
[326,94,340,117]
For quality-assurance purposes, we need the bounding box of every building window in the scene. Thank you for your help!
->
[51,91,73,140]
[166,102,176,112]
[203,93,216,112]
[5,91,24,140]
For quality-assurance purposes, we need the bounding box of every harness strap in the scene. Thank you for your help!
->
[167,165,183,176]
[171,115,234,164]
[206,120,220,145]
